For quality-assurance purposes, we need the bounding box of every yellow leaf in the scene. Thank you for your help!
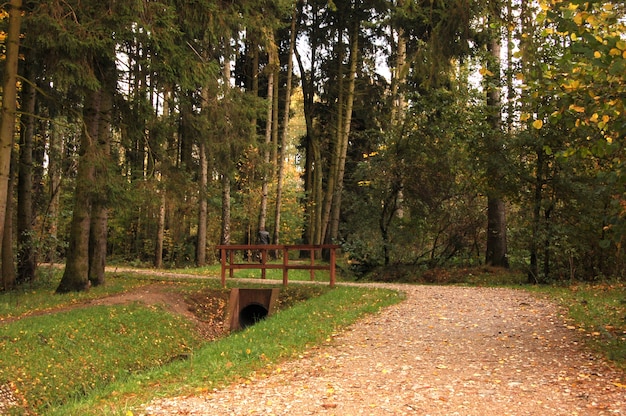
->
[570,33,578,41]
[594,51,602,58]
[126,412,134,416]
[520,113,531,122]
[617,40,626,51]
[573,13,583,25]
[602,114,610,123]
[609,48,621,56]
[515,73,525,81]
[479,67,494,77]
[532,119,544,129]
[590,113,599,122]
[569,104,586,113]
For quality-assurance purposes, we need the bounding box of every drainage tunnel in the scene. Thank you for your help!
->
[225,288,280,331]
[239,303,269,328]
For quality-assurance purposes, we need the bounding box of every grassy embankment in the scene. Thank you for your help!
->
[0,266,400,415]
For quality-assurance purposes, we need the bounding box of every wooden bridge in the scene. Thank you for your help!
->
[216,244,339,288]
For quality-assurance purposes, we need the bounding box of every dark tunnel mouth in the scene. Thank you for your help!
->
[239,303,269,328]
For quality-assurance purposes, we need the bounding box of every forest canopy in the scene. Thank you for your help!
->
[0,0,624,291]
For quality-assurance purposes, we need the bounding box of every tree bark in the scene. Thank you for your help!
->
[196,140,208,266]
[259,31,278,235]
[272,7,297,248]
[89,64,114,287]
[46,114,64,264]
[328,20,359,244]
[484,18,509,268]
[0,0,22,262]
[17,63,36,283]
[221,174,231,245]
[57,88,100,293]
[2,149,16,290]
[154,190,166,268]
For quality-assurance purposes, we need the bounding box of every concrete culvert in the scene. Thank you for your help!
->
[239,303,269,328]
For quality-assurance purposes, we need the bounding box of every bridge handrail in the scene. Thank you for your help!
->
[216,244,339,287]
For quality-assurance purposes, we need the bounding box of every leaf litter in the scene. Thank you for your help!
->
[141,285,625,415]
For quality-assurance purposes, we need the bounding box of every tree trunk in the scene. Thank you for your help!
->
[486,198,509,267]
[2,149,16,290]
[221,174,231,245]
[259,31,278,236]
[154,88,170,268]
[89,65,114,287]
[484,18,509,268]
[56,88,100,293]
[328,20,359,244]
[46,114,64,264]
[196,140,208,266]
[154,190,166,268]
[294,0,321,246]
[16,62,36,284]
[0,0,22,262]
[272,8,297,248]
[320,26,345,244]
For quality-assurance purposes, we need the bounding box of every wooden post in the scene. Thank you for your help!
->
[261,248,267,279]
[282,246,289,286]
[220,247,227,287]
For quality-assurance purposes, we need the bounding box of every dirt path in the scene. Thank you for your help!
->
[141,284,625,415]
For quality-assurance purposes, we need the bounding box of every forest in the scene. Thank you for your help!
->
[0,0,624,292]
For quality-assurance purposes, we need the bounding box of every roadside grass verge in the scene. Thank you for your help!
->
[51,285,401,416]
[528,282,626,371]
[0,270,401,415]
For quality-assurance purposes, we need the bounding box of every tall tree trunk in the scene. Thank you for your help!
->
[47,114,64,264]
[484,17,509,268]
[196,140,208,266]
[294,0,321,245]
[154,88,170,268]
[320,26,345,243]
[17,63,36,283]
[57,88,100,293]
[89,63,114,287]
[0,0,22,262]
[154,190,166,268]
[272,8,297,248]
[328,20,359,244]
[221,174,231,245]
[259,31,278,235]
[2,149,16,290]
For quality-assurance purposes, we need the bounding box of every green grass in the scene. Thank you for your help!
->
[0,269,401,415]
[0,267,148,320]
[529,282,626,370]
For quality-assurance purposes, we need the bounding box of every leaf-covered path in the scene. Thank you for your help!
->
[142,285,625,415]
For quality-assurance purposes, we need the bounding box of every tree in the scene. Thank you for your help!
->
[0,0,22,264]
[483,5,509,268]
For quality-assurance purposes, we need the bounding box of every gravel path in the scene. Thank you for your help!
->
[141,285,625,415]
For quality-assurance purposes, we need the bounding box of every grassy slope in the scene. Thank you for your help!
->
[0,270,401,415]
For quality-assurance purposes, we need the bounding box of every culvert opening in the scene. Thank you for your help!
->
[239,303,269,328]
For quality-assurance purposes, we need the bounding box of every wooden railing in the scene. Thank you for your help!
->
[216,244,339,288]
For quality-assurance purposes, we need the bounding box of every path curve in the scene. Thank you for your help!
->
[141,284,625,415]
